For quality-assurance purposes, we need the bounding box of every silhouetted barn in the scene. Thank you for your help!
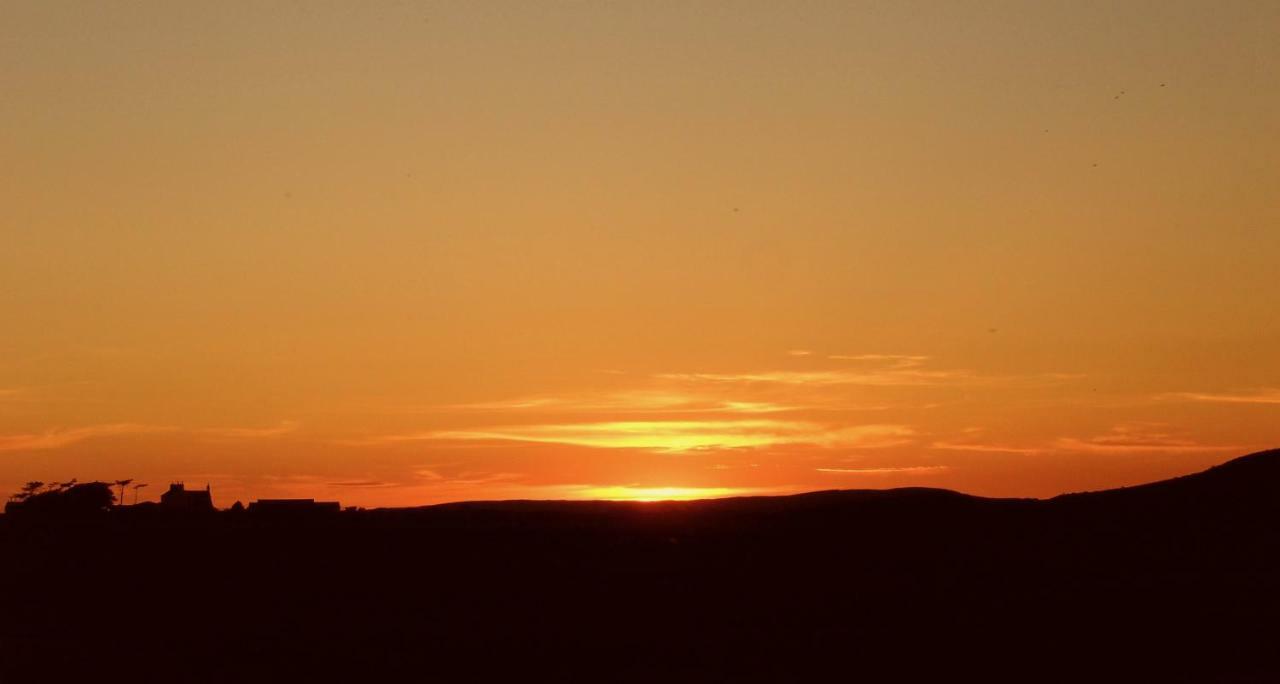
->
[159,483,214,512]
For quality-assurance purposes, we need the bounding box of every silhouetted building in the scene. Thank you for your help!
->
[247,498,340,515]
[159,483,214,512]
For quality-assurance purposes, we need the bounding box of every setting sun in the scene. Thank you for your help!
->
[578,486,753,502]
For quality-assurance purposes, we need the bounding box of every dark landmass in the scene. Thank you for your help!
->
[4,451,1280,683]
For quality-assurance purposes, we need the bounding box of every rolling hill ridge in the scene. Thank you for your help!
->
[3,451,1279,683]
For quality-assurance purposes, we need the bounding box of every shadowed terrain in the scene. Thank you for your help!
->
[3,451,1279,682]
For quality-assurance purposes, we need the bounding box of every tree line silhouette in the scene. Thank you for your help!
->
[4,479,147,516]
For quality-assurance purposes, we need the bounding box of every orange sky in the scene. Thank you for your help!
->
[3,1,1278,507]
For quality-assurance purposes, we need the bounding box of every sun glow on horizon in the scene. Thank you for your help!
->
[577,486,758,502]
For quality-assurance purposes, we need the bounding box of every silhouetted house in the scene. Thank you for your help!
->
[160,483,215,512]
[247,499,341,516]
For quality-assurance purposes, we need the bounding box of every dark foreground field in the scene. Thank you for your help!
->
[4,451,1280,683]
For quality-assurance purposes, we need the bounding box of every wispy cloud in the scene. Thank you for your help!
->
[403,468,526,486]
[0,419,300,453]
[1052,424,1239,454]
[199,420,301,439]
[349,354,1076,463]
[660,366,1077,388]
[392,356,1067,433]
[381,420,914,453]
[815,466,949,475]
[451,392,802,414]
[654,353,1073,388]
[826,354,931,365]
[1164,389,1280,405]
[930,441,1040,455]
[657,367,972,388]
[656,354,966,387]
[0,423,176,453]
[327,480,399,488]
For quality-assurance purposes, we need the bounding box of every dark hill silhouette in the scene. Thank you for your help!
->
[1054,447,1280,504]
[3,451,1279,683]
[408,448,1280,517]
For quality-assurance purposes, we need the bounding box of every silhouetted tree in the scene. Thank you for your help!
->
[132,482,148,505]
[12,481,46,501]
[6,481,113,516]
[112,479,134,506]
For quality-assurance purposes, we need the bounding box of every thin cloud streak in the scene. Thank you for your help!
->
[0,423,177,453]
[656,354,1075,389]
[450,392,802,414]
[0,420,302,454]
[1165,389,1280,405]
[826,354,931,365]
[382,420,915,453]
[1052,424,1240,455]
[328,480,400,489]
[656,368,975,387]
[931,441,1040,455]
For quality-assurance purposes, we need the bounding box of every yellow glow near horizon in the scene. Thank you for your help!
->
[430,420,914,452]
[437,420,810,451]
[579,486,752,502]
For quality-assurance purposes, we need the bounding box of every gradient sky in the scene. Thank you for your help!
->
[3,1,1278,507]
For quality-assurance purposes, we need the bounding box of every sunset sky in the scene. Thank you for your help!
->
[3,1,1278,507]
